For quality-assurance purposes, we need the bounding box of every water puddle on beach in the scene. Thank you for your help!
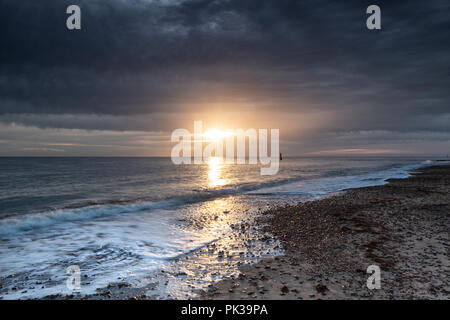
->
[85,196,290,300]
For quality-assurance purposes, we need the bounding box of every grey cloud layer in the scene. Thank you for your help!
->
[1,0,449,135]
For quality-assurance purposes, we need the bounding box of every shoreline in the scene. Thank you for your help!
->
[202,164,450,299]
[2,163,448,300]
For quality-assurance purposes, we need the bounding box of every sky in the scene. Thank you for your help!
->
[1,0,449,156]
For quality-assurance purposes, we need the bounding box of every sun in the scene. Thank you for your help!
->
[202,129,234,142]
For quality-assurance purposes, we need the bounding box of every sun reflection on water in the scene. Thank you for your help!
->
[208,157,227,188]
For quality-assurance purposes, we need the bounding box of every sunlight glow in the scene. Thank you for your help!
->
[202,129,235,142]
[208,156,227,187]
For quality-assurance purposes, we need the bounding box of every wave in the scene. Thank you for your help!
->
[0,199,181,236]
[0,181,295,236]
[0,160,438,236]
[246,161,434,196]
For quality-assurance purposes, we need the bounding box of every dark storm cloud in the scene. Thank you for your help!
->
[0,0,449,134]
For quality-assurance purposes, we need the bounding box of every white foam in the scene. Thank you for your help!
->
[0,199,181,236]
[246,162,429,196]
[0,204,228,299]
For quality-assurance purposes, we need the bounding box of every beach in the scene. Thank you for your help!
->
[203,164,450,299]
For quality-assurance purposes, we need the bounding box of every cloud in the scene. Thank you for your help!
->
[0,0,449,154]
[0,122,171,156]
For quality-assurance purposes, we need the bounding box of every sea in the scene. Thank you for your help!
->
[0,156,441,299]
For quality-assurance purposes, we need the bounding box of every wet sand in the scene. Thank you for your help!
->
[203,165,450,299]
